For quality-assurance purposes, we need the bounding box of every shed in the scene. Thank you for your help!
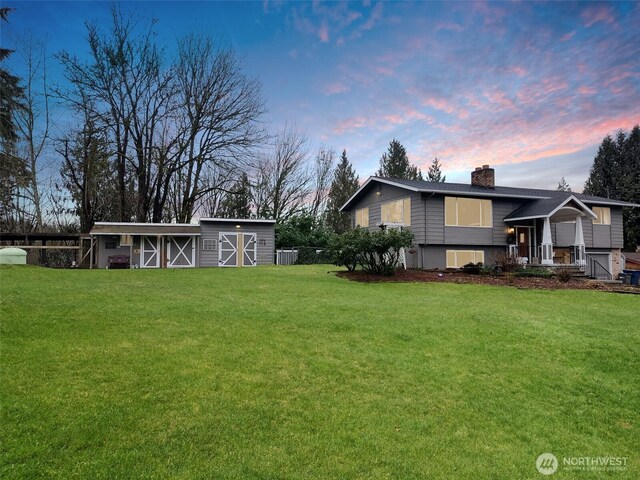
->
[0,247,28,265]
[199,218,276,267]
[88,219,276,269]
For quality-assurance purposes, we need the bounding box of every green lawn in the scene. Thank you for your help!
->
[1,265,638,479]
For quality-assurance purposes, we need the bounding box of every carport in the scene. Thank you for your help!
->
[89,222,200,269]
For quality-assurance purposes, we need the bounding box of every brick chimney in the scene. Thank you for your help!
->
[471,164,495,188]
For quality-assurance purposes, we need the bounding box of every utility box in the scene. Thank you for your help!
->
[0,247,28,265]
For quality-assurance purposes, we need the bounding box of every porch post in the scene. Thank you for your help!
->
[541,217,553,265]
[574,215,586,267]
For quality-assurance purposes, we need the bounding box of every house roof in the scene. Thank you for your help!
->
[340,176,640,211]
[504,195,597,222]
[90,222,201,236]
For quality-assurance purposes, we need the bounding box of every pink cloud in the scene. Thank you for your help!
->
[318,23,329,42]
[375,66,394,76]
[436,21,464,32]
[578,86,597,95]
[581,5,617,28]
[560,31,576,42]
[322,82,349,95]
[505,66,527,77]
[333,116,370,135]
[484,89,514,109]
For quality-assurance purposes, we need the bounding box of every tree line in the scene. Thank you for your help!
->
[0,6,434,238]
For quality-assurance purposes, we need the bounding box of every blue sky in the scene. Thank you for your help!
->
[3,1,639,190]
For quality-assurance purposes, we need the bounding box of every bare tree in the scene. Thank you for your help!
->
[57,7,266,224]
[169,34,267,222]
[255,126,311,221]
[13,34,50,231]
[309,146,335,219]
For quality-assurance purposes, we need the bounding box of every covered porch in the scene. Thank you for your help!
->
[504,195,610,278]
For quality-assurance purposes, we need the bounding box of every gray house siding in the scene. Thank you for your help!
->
[592,225,612,248]
[426,195,523,246]
[610,208,624,248]
[554,223,575,247]
[351,183,425,244]
[421,245,506,269]
[425,195,444,244]
[199,221,275,267]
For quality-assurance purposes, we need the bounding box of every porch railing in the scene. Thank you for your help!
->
[573,245,613,280]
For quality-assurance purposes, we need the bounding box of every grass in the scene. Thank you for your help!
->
[1,264,639,479]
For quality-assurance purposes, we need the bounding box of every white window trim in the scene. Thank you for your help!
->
[445,197,493,228]
[202,238,217,251]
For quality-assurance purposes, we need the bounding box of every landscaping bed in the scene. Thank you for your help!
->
[337,268,640,293]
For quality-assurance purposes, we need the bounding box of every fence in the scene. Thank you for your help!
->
[275,247,329,265]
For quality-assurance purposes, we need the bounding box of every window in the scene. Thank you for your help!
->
[105,236,119,249]
[445,197,492,227]
[355,207,369,227]
[202,238,217,251]
[592,207,611,225]
[381,197,411,225]
[446,250,485,268]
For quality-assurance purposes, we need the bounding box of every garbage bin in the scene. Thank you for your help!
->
[624,269,640,286]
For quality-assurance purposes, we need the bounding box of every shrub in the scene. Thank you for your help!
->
[491,252,520,273]
[513,268,553,278]
[462,262,483,275]
[330,227,414,275]
[328,229,361,271]
[555,266,574,283]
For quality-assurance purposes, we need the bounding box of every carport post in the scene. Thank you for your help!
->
[89,235,94,269]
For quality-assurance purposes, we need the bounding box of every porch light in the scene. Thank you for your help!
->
[235,225,241,229]
[507,227,515,234]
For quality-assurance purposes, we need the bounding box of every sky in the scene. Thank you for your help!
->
[3,0,640,191]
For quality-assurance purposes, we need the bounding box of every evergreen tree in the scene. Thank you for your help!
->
[219,172,252,219]
[584,125,640,250]
[556,177,571,192]
[376,139,423,180]
[325,149,360,234]
[426,156,446,182]
[0,7,29,231]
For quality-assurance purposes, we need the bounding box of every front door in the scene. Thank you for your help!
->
[516,227,531,259]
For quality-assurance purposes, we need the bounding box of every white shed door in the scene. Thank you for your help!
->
[141,236,160,268]
[167,236,196,268]
[219,232,257,267]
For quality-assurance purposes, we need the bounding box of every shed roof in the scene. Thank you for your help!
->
[90,222,200,236]
[199,218,276,224]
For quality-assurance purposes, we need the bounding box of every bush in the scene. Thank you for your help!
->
[513,268,553,278]
[555,266,574,283]
[329,227,414,275]
[491,252,520,273]
[462,262,483,274]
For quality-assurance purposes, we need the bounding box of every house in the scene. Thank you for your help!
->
[88,218,275,269]
[340,165,639,279]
